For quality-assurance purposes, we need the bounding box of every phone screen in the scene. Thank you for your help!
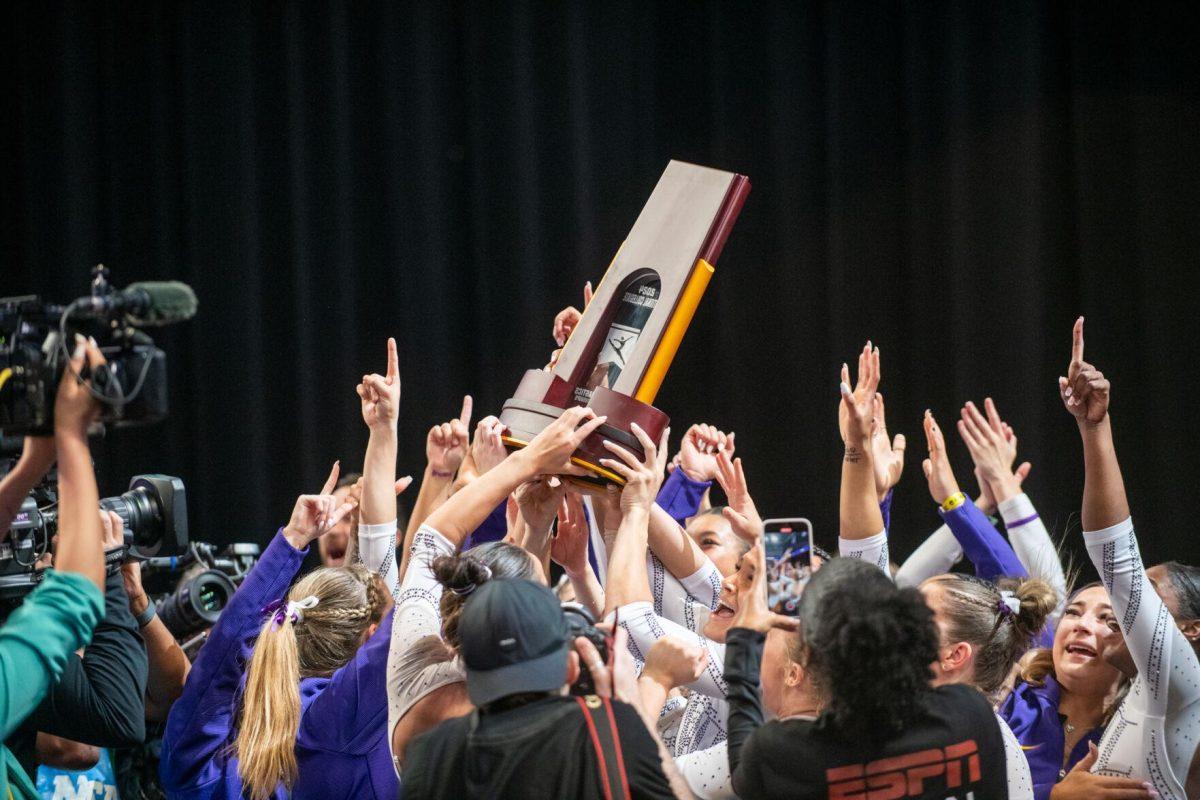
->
[761,518,813,616]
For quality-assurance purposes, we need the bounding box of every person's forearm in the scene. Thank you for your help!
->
[603,507,653,616]
[362,427,398,525]
[400,470,454,580]
[424,452,536,546]
[54,433,104,590]
[647,503,708,580]
[840,438,884,541]
[1079,416,1129,531]
[724,627,767,781]
[522,517,554,580]
[636,675,670,718]
[141,616,191,721]
[566,565,605,620]
[0,438,55,535]
[655,468,711,526]
[942,497,1026,581]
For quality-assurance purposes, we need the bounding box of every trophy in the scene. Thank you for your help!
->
[499,160,750,485]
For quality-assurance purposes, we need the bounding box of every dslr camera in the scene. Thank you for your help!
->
[0,264,196,435]
[562,601,610,696]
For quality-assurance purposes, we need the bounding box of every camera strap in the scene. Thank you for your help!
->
[575,695,630,800]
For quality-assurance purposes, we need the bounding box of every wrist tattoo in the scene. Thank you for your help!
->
[844,446,863,464]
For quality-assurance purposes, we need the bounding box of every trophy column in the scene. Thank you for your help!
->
[500,160,750,485]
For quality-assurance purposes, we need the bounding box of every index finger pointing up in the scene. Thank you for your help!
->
[459,394,473,427]
[386,337,399,383]
[1071,317,1084,366]
[321,460,341,495]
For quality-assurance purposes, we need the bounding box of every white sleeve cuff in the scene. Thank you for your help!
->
[1082,516,1134,542]
[359,519,398,539]
[997,493,1036,524]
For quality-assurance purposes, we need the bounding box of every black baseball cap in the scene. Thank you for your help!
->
[458,578,572,706]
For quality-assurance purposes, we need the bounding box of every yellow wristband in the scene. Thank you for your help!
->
[941,492,967,512]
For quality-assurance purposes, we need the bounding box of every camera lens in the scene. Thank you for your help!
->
[98,474,188,558]
[158,569,236,639]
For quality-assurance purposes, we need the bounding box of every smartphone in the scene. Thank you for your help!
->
[761,518,814,615]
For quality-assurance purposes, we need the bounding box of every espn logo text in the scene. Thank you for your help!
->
[826,740,982,800]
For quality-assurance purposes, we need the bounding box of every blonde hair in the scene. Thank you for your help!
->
[235,564,386,800]
[926,574,1058,696]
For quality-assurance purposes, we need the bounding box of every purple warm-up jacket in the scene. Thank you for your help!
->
[160,529,397,800]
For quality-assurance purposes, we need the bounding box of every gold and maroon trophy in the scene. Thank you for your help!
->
[499,160,750,485]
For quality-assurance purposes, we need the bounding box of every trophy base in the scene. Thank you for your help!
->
[499,370,669,487]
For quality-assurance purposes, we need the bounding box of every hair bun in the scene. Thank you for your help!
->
[1006,577,1059,641]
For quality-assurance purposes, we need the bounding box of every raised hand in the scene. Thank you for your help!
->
[282,461,359,548]
[921,411,961,505]
[1059,317,1110,424]
[357,337,401,432]
[519,406,608,476]
[551,492,591,576]
[715,450,764,544]
[957,398,1031,509]
[870,393,905,501]
[838,342,880,444]
[641,636,708,690]
[676,423,735,482]
[55,335,106,439]
[728,543,800,635]
[470,415,508,476]
[515,476,568,535]
[426,395,473,477]
[552,281,594,347]
[599,423,669,514]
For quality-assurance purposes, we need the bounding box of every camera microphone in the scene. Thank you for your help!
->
[76,281,198,327]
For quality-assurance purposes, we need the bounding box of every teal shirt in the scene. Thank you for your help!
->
[1,570,105,800]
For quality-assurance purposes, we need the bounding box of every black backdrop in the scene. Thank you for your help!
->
[3,2,1199,574]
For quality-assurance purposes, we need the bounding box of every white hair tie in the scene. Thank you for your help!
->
[286,595,320,623]
[997,590,1020,618]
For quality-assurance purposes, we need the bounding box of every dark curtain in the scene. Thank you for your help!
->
[3,1,1198,573]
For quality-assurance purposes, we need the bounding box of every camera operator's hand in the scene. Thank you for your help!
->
[55,335,106,440]
[98,510,126,576]
[0,435,58,536]
[641,636,708,692]
[120,560,150,617]
[426,396,472,477]
[283,461,359,550]
[357,337,401,433]
[600,423,669,515]
[574,625,642,708]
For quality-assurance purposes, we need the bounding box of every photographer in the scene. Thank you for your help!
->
[7,507,149,776]
[401,578,686,799]
[1,338,108,799]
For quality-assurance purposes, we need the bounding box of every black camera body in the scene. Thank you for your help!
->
[141,541,261,642]
[0,473,190,603]
[0,266,193,436]
[562,601,610,696]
